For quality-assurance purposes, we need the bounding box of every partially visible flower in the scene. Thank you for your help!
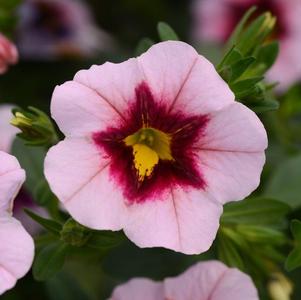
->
[0,105,19,152]
[0,33,18,74]
[109,260,259,300]
[0,104,45,234]
[268,273,293,300]
[17,0,113,60]
[45,41,267,254]
[0,151,34,295]
[192,0,301,90]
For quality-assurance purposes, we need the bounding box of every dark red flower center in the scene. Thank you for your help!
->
[93,82,209,203]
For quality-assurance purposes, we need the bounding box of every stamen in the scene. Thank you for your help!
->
[124,127,173,181]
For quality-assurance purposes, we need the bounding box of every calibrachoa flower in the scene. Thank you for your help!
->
[17,0,112,60]
[193,0,301,90]
[45,41,267,254]
[0,33,18,75]
[109,260,259,300]
[0,151,34,295]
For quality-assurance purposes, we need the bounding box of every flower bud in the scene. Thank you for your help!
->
[60,219,92,247]
[268,273,293,300]
[11,106,58,147]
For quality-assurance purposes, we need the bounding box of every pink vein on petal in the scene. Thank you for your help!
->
[75,81,126,121]
[63,162,110,204]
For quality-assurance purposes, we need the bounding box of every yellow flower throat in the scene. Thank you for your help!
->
[124,128,174,181]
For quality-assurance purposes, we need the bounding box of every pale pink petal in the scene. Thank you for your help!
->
[124,188,222,255]
[138,41,234,115]
[164,261,258,300]
[0,214,34,295]
[51,81,119,137]
[196,102,267,204]
[109,278,164,300]
[0,151,25,213]
[0,105,19,152]
[210,268,259,300]
[198,102,267,152]
[74,57,144,116]
[44,138,127,230]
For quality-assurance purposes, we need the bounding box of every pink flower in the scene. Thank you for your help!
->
[45,41,267,254]
[17,0,113,60]
[0,104,47,234]
[0,33,18,75]
[109,260,259,300]
[0,151,34,295]
[192,0,301,90]
[0,105,19,153]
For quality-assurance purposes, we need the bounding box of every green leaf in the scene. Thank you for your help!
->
[218,234,245,270]
[229,56,256,82]
[256,41,279,72]
[135,38,154,56]
[236,225,287,245]
[217,46,243,71]
[230,76,264,95]
[291,220,301,240]
[222,198,290,226]
[45,271,92,300]
[286,220,301,271]
[33,241,69,281]
[236,13,275,55]
[265,154,301,208]
[157,22,179,41]
[249,98,280,113]
[86,231,125,250]
[226,6,257,49]
[25,209,62,235]
[11,138,46,192]
[33,179,55,206]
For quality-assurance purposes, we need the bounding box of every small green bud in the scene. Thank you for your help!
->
[60,219,92,247]
[11,106,58,147]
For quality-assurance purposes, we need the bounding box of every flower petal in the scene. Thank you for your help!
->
[109,278,164,300]
[0,105,19,153]
[0,214,34,295]
[198,102,268,152]
[51,81,119,137]
[74,58,144,117]
[44,138,127,230]
[164,261,258,300]
[196,102,267,204]
[124,188,222,255]
[0,151,25,214]
[138,41,234,114]
[210,268,259,300]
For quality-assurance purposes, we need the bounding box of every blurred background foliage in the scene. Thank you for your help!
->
[1,0,301,299]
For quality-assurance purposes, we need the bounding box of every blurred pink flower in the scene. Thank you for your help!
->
[0,151,34,295]
[109,260,259,300]
[0,33,18,74]
[193,0,301,90]
[17,0,113,60]
[45,41,267,254]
